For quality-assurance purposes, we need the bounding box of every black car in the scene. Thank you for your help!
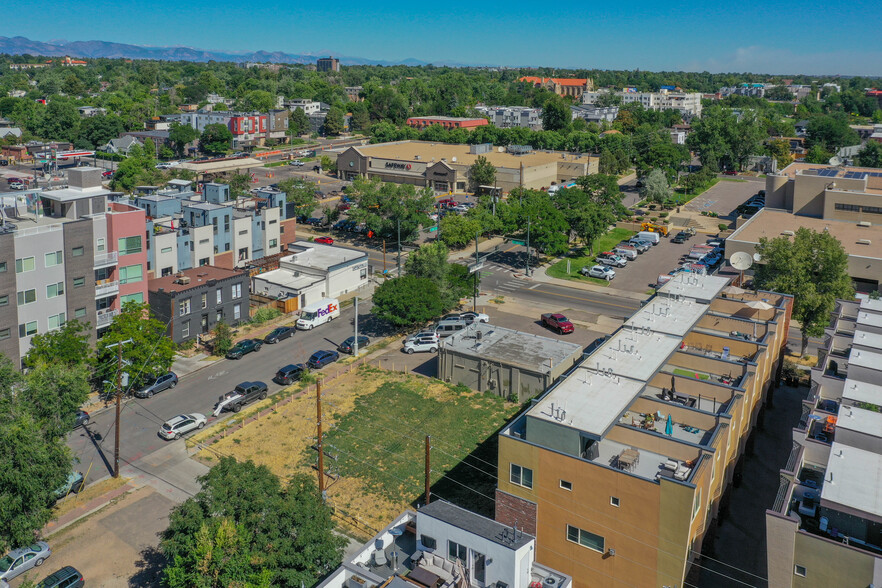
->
[264,326,295,344]
[36,566,84,588]
[333,219,350,230]
[226,338,262,359]
[671,232,688,244]
[338,335,369,354]
[218,381,268,413]
[306,217,325,227]
[74,410,90,428]
[307,350,339,369]
[274,364,306,385]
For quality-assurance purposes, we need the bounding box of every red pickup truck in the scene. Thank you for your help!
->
[437,198,457,209]
[541,313,574,334]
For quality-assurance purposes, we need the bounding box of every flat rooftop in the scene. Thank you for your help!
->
[284,240,367,269]
[837,405,882,439]
[443,323,582,372]
[349,140,596,170]
[590,328,684,381]
[854,330,882,351]
[657,272,729,304]
[848,347,882,371]
[419,500,532,550]
[625,296,710,337]
[728,208,882,259]
[183,202,229,212]
[822,442,882,521]
[529,368,646,439]
[148,266,246,292]
[40,185,112,202]
[860,296,882,314]
[253,269,322,291]
[842,379,882,405]
[858,310,882,330]
[178,157,264,174]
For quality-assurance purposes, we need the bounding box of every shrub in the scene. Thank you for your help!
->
[659,212,669,218]
[650,217,658,222]
[700,211,708,216]
[635,216,644,221]
[251,307,282,325]
[648,204,657,210]
[718,223,729,231]
[212,321,233,356]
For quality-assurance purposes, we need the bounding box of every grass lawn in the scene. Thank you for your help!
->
[673,368,710,380]
[547,228,636,283]
[673,178,719,203]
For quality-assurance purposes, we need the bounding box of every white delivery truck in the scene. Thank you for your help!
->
[636,231,662,245]
[296,298,340,330]
[614,244,638,260]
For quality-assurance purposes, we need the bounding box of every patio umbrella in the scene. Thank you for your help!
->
[744,300,773,311]
[665,414,673,436]
[722,285,746,296]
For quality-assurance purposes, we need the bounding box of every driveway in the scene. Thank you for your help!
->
[684,180,762,218]
[605,236,701,293]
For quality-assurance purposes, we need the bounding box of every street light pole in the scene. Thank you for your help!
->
[474,232,479,312]
[525,216,531,277]
[397,218,401,276]
[353,296,359,356]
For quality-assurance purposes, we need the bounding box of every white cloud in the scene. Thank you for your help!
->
[682,45,882,76]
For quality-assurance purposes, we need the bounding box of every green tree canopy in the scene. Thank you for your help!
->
[288,107,309,137]
[323,105,345,136]
[278,177,318,218]
[169,122,199,158]
[439,213,482,249]
[345,177,434,242]
[405,241,471,309]
[468,155,496,193]
[754,227,854,353]
[856,141,882,169]
[161,458,344,587]
[110,143,164,192]
[200,123,234,155]
[371,275,445,328]
[641,168,672,204]
[806,114,860,152]
[75,115,125,150]
[541,95,571,133]
[24,319,91,370]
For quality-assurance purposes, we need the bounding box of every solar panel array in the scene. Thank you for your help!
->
[843,171,868,179]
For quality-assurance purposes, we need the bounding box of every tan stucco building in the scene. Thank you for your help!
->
[494,274,792,587]
[332,141,599,193]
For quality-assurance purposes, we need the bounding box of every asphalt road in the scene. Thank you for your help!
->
[68,302,376,485]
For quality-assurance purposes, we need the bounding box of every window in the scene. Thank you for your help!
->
[120,292,143,305]
[161,246,173,254]
[45,250,63,267]
[97,237,105,252]
[0,328,9,340]
[216,289,222,304]
[73,277,85,288]
[510,464,533,489]
[269,238,278,248]
[238,247,248,261]
[567,525,604,553]
[47,282,64,298]
[0,295,7,306]
[420,535,437,550]
[225,243,230,252]
[71,246,84,257]
[560,480,573,491]
[447,541,467,563]
[182,320,190,338]
[199,258,210,266]
[794,565,806,577]
[269,219,277,224]
[179,298,191,316]
[19,321,38,338]
[17,289,36,305]
[692,489,702,520]
[15,256,35,273]
[74,307,87,318]
[216,310,223,323]
[199,293,206,309]
[0,261,6,272]
[119,264,143,284]
[610,496,620,507]
[48,313,65,331]
[118,236,142,255]
[360,268,368,280]
[232,283,242,298]
[199,238,210,244]
[233,303,241,320]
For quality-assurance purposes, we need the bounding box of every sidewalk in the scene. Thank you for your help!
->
[44,482,136,537]
[530,263,648,302]
[171,351,218,378]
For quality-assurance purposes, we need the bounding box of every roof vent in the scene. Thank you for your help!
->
[175,276,191,285]
[781,230,795,236]
[858,221,871,227]
[857,239,872,245]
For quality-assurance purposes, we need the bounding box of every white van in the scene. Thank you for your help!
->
[614,245,638,260]
[637,231,661,245]
[296,298,340,330]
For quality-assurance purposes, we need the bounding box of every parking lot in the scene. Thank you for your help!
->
[596,235,710,293]
[684,178,764,218]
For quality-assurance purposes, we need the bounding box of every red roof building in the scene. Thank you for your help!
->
[406,116,489,130]
[519,76,594,98]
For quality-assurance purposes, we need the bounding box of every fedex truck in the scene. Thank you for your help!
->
[296,298,340,330]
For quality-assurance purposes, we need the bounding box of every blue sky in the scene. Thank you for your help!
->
[9,0,882,75]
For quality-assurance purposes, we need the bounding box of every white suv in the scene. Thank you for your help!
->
[159,413,206,440]
[581,265,616,280]
[404,335,440,354]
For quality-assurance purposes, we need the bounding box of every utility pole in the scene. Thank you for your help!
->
[424,435,431,505]
[396,218,401,276]
[474,232,479,312]
[316,379,324,496]
[353,297,359,356]
[105,338,133,479]
[525,216,531,277]
[383,240,387,273]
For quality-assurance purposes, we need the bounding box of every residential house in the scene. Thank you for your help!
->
[474,105,542,130]
[103,136,144,156]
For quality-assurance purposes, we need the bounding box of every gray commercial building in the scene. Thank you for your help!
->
[148,265,249,343]
[475,105,543,130]
[570,105,619,124]
[438,323,583,402]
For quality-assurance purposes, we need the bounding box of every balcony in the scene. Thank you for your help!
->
[96,308,120,327]
[95,279,119,298]
[93,251,118,268]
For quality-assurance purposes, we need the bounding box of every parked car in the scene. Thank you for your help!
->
[337,335,369,354]
[596,252,627,267]
[158,413,206,440]
[723,170,738,175]
[406,331,440,344]
[306,217,325,227]
[307,350,340,369]
[36,565,84,588]
[273,364,306,386]
[541,313,574,334]
[0,542,52,581]
[460,311,489,324]
[404,335,439,354]
[289,160,305,166]
[53,471,85,500]
[437,198,456,208]
[314,236,334,245]
[581,265,616,280]
[6,177,22,184]
[225,339,262,359]
[133,372,178,398]
[628,238,651,252]
[671,232,689,244]
[216,382,268,413]
[435,318,467,338]
[451,204,469,213]
[264,326,295,344]
[74,410,90,428]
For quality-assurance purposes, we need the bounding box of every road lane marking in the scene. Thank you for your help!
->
[529,288,640,311]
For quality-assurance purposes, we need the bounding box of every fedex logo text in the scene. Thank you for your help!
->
[317,304,338,317]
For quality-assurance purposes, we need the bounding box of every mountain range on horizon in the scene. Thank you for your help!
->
[0,36,476,68]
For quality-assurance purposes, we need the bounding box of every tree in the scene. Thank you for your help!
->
[323,105,345,136]
[541,95,571,132]
[200,123,234,155]
[110,143,164,192]
[24,319,91,370]
[94,301,175,392]
[76,115,124,150]
[405,241,470,309]
[804,144,833,165]
[641,168,672,204]
[687,106,735,171]
[288,107,309,137]
[766,138,793,169]
[371,275,445,328]
[240,90,275,112]
[278,177,318,218]
[19,363,91,441]
[754,227,853,354]
[345,177,434,242]
[161,458,344,587]
[856,141,882,169]
[439,213,482,249]
[468,155,496,193]
[222,173,252,198]
[212,321,233,357]
[806,114,860,152]
[169,122,199,158]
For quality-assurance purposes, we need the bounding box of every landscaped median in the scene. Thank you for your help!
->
[187,364,521,539]
[546,228,636,285]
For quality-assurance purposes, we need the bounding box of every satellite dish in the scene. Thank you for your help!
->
[829,156,842,166]
[753,252,762,262]
[730,251,753,271]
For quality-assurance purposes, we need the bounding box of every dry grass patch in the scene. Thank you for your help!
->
[53,476,130,519]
